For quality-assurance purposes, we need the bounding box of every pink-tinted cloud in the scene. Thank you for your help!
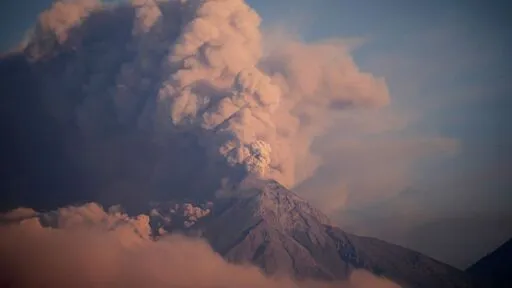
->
[0,203,400,288]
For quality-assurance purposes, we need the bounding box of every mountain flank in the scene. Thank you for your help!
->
[149,176,477,288]
[467,238,512,288]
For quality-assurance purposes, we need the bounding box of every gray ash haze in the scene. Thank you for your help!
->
[1,0,389,209]
[31,0,387,186]
[0,0,511,274]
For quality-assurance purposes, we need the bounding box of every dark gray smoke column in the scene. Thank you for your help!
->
[0,0,390,212]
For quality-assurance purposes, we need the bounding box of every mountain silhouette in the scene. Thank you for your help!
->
[467,238,512,288]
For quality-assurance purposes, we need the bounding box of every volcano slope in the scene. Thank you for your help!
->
[147,176,478,288]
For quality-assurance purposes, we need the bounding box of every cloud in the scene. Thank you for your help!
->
[295,129,460,213]
[27,0,100,52]
[258,37,390,186]
[0,204,400,288]
[259,26,464,213]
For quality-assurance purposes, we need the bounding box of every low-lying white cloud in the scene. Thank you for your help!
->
[0,203,400,288]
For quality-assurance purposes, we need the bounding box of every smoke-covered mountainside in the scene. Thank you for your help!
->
[1,176,477,288]
[467,238,512,288]
[191,177,476,288]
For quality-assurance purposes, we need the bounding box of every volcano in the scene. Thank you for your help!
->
[0,1,485,287]
[144,176,477,288]
[2,176,478,288]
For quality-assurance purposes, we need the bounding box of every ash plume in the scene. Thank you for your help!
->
[0,0,389,211]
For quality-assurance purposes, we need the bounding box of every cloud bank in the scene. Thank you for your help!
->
[0,204,400,288]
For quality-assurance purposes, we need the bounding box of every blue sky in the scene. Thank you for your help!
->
[1,0,511,268]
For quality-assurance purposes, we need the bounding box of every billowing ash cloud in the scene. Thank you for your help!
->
[35,0,100,44]
[0,204,400,288]
[1,0,389,210]
[153,0,283,178]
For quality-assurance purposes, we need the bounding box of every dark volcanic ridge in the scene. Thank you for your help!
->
[467,238,512,288]
[3,176,478,288]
